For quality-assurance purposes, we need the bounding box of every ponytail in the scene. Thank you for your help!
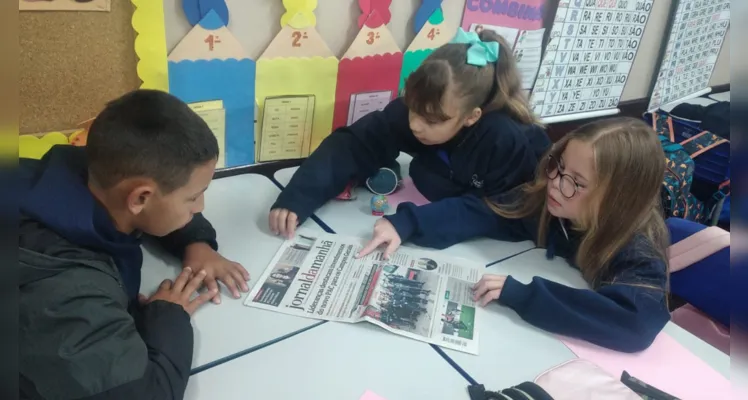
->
[477,30,543,127]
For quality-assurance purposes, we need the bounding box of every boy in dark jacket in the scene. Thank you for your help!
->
[19,90,249,399]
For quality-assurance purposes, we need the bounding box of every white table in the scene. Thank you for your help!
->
[448,249,730,390]
[139,173,328,371]
[708,91,730,102]
[184,322,472,400]
[441,250,578,389]
[274,153,535,266]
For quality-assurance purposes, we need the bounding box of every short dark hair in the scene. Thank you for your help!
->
[86,89,219,193]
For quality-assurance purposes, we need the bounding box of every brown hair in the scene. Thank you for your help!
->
[403,30,541,126]
[489,117,669,286]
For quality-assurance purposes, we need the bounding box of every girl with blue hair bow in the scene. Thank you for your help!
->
[270,28,550,246]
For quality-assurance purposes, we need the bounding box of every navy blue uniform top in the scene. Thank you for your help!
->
[272,98,551,224]
[19,145,219,301]
[386,193,670,352]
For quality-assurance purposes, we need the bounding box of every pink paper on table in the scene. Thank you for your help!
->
[359,390,388,400]
[461,0,547,31]
[388,177,430,207]
[559,332,730,400]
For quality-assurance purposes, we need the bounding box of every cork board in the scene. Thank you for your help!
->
[19,0,110,12]
[19,0,139,133]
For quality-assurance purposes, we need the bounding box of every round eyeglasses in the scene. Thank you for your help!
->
[545,154,582,199]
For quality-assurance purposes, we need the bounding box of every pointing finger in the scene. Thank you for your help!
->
[357,236,385,258]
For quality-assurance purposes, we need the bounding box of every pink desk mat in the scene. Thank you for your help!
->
[388,177,430,208]
[559,332,730,399]
[359,390,387,400]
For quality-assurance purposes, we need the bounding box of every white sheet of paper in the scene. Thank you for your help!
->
[647,0,730,111]
[189,100,226,168]
[259,96,315,162]
[347,91,393,126]
[530,0,655,119]
[514,29,545,90]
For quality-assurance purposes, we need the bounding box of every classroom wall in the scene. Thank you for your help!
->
[21,0,731,133]
[164,0,730,104]
[19,0,139,133]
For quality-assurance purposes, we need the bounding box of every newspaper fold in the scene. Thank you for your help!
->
[244,229,485,354]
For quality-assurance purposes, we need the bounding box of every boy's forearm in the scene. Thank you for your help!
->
[154,213,218,259]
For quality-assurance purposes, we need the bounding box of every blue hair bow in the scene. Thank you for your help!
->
[450,28,499,67]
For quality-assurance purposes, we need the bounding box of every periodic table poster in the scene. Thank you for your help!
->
[530,0,655,122]
[647,0,730,111]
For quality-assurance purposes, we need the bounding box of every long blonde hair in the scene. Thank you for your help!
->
[489,117,669,285]
[403,30,542,127]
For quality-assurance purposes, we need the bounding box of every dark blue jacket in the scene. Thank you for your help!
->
[19,145,218,301]
[272,98,551,223]
[18,145,219,399]
[386,193,670,352]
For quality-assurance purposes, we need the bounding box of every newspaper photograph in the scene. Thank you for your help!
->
[244,229,484,354]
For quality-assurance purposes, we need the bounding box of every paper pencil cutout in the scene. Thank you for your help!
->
[399,6,452,92]
[168,10,256,167]
[255,0,338,161]
[332,0,402,130]
[132,0,169,91]
[413,0,443,34]
[183,0,229,26]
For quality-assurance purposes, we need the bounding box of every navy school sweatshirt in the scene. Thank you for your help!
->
[272,97,551,224]
[19,145,219,301]
[385,193,670,352]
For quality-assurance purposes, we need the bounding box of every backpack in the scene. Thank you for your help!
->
[667,218,730,353]
[649,111,730,225]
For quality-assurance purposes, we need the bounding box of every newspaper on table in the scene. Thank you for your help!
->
[244,230,484,355]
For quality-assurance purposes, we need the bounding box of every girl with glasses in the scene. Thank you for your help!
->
[361,117,670,352]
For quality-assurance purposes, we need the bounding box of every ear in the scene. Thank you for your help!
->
[125,181,158,215]
[463,107,482,127]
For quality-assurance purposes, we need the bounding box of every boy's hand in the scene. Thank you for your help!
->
[269,208,298,239]
[472,275,507,306]
[140,267,218,316]
[357,218,401,260]
[183,242,250,304]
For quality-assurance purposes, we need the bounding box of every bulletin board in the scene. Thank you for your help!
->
[20,0,731,135]
[19,0,139,134]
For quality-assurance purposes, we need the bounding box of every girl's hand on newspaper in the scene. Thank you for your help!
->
[356,218,401,260]
[269,208,298,239]
[472,275,507,306]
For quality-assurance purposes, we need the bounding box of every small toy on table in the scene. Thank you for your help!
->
[370,194,390,216]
